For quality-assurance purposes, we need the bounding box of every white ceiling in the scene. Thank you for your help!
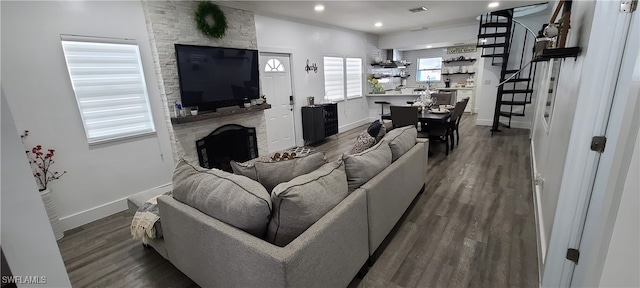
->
[221,1,547,35]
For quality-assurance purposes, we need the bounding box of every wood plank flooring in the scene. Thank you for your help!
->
[57,114,538,287]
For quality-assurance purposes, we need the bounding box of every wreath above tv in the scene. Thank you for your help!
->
[195,2,227,39]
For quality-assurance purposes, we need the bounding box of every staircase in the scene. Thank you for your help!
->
[477,9,537,134]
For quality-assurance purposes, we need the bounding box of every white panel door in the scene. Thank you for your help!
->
[260,53,295,152]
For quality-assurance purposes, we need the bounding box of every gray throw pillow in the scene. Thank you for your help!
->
[348,131,377,155]
[266,161,348,247]
[381,126,417,161]
[342,140,392,192]
[172,159,272,238]
[232,152,326,193]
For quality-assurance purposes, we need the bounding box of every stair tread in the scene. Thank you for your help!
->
[501,89,534,93]
[478,32,509,38]
[500,100,529,105]
[481,54,506,58]
[481,22,511,28]
[506,78,531,82]
[477,43,508,48]
[499,111,525,117]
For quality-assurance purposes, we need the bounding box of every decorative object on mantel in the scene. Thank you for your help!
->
[195,1,228,39]
[21,130,67,240]
[305,59,318,73]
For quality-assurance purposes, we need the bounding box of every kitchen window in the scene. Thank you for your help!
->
[323,56,363,101]
[417,57,443,82]
[61,35,156,145]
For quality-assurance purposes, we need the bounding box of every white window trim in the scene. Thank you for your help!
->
[417,57,443,82]
[346,57,363,100]
[323,56,363,102]
[61,35,156,145]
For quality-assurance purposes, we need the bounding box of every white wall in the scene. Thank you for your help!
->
[599,126,640,287]
[1,89,72,287]
[255,15,374,145]
[528,0,595,272]
[1,1,175,231]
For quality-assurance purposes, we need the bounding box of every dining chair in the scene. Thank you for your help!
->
[451,97,470,147]
[430,93,453,106]
[390,106,418,129]
[447,99,467,150]
[424,100,465,155]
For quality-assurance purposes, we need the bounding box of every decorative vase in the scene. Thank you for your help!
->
[40,188,64,240]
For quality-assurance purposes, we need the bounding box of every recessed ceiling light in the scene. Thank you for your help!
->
[426,45,432,48]
[374,22,383,27]
[314,4,324,12]
[488,2,500,8]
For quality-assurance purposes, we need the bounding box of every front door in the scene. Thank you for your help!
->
[259,53,296,152]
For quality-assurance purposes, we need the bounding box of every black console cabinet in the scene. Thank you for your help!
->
[302,103,338,143]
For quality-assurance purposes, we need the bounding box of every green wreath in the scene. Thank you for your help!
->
[195,2,227,39]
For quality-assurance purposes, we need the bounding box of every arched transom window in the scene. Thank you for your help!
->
[265,58,285,72]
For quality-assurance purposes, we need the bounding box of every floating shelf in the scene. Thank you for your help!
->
[171,104,272,124]
[393,75,411,78]
[442,72,476,75]
[532,47,581,62]
[443,59,477,63]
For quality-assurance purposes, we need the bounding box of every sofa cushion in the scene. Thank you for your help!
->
[172,159,272,238]
[232,152,326,193]
[266,161,348,247]
[348,132,377,155]
[342,140,392,192]
[382,126,417,161]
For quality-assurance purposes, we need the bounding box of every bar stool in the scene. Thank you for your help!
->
[374,101,390,121]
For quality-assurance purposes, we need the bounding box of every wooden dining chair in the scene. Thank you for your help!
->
[451,97,470,147]
[390,106,418,129]
[431,93,453,106]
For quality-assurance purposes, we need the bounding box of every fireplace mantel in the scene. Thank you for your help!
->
[171,104,272,124]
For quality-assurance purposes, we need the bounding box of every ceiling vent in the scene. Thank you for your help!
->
[410,26,429,32]
[409,6,428,13]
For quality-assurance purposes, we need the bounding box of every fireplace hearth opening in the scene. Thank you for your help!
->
[196,124,258,172]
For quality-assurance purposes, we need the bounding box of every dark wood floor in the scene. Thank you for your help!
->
[57,114,538,287]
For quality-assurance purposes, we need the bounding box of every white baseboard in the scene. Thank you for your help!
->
[530,141,545,285]
[59,183,172,231]
[339,118,371,132]
[476,118,531,129]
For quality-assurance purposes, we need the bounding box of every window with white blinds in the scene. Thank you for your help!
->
[346,58,363,99]
[323,57,344,102]
[61,36,156,145]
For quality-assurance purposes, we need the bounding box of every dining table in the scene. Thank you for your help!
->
[381,108,451,124]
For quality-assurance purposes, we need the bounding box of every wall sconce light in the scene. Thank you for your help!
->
[305,59,318,73]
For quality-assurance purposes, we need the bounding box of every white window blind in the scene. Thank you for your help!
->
[323,57,344,102]
[61,37,156,144]
[346,58,363,99]
[417,57,443,82]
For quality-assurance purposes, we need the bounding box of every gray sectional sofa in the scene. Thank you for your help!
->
[128,128,428,287]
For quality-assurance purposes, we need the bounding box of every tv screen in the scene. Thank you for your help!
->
[175,44,259,111]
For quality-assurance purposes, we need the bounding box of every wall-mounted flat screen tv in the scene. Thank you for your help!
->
[175,44,259,112]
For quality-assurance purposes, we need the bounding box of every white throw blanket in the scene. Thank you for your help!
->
[130,193,167,244]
